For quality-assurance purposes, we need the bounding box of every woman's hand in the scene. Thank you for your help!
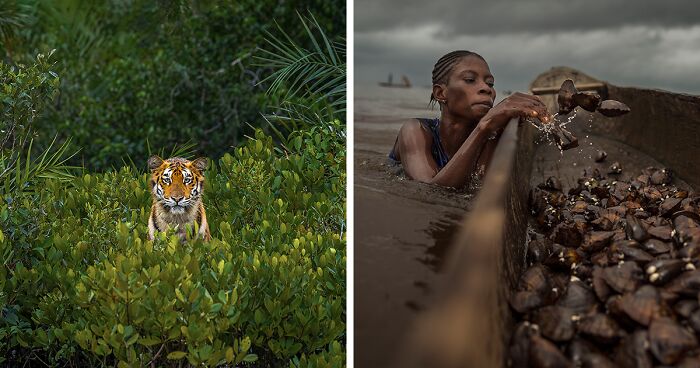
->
[477,92,551,134]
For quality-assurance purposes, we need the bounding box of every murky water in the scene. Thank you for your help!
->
[354,84,475,368]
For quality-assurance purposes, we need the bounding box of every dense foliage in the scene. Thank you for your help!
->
[1,51,77,196]
[0,124,346,366]
[1,0,346,171]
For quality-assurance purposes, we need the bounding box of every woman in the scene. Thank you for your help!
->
[389,50,551,188]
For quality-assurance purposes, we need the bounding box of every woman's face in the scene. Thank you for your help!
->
[435,55,496,121]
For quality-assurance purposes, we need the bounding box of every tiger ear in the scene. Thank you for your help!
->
[191,157,208,172]
[148,155,164,171]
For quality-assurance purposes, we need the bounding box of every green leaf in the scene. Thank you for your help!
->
[241,336,251,352]
[175,288,185,302]
[188,287,200,303]
[209,303,222,314]
[217,290,227,304]
[137,337,161,347]
[125,332,140,346]
[167,351,187,360]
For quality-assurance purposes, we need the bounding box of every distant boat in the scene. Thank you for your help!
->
[379,73,412,88]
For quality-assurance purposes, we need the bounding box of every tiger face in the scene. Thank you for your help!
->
[148,156,208,215]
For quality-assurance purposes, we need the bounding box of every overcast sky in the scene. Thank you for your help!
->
[355,0,700,95]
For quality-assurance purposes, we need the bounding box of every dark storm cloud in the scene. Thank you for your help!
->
[356,0,700,36]
[355,1,700,95]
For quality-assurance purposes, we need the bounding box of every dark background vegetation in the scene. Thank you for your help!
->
[1,0,345,171]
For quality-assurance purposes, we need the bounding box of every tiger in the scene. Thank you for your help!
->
[147,155,211,241]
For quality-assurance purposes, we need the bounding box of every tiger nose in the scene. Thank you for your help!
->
[173,196,184,203]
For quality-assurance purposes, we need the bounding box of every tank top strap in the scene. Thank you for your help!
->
[417,118,450,169]
[388,118,451,169]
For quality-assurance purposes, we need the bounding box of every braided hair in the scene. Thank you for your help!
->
[429,50,485,108]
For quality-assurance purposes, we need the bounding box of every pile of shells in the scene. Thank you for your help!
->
[509,164,700,367]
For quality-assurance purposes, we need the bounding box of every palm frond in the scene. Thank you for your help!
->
[255,12,346,116]
[167,141,198,159]
[34,0,113,66]
[145,138,198,160]
[261,102,342,152]
[1,135,79,194]
[0,0,33,44]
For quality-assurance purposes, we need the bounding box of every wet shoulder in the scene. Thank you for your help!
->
[399,118,433,140]
[395,118,435,158]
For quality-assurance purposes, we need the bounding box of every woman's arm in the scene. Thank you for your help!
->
[474,131,500,174]
[394,119,442,181]
[395,119,490,187]
[396,93,549,188]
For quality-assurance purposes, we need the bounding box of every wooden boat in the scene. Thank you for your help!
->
[385,66,700,367]
[378,73,412,88]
